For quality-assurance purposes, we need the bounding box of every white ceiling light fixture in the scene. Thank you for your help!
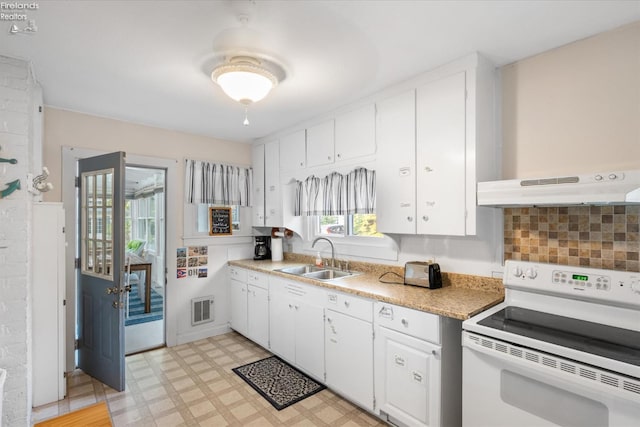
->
[211,55,282,126]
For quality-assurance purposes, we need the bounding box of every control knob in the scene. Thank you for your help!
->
[631,280,640,295]
[513,266,523,278]
[525,268,538,279]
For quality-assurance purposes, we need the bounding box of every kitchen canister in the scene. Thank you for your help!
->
[271,237,283,262]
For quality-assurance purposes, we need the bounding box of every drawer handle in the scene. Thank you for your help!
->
[288,304,293,309]
[394,355,406,367]
[344,301,350,308]
[378,306,393,319]
[413,371,423,383]
[401,318,408,327]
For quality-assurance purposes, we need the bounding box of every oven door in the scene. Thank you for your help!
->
[462,332,640,427]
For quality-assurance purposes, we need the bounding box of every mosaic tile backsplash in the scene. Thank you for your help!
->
[504,206,640,272]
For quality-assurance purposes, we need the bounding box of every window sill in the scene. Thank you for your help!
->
[182,235,253,247]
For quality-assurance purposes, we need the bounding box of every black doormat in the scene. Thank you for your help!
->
[232,356,326,410]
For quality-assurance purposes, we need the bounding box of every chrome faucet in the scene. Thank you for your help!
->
[312,237,335,268]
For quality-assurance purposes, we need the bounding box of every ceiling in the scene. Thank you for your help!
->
[2,1,639,143]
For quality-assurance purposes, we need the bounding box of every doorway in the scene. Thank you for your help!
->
[62,147,177,376]
[124,166,166,354]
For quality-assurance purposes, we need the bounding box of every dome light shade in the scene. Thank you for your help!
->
[211,56,278,104]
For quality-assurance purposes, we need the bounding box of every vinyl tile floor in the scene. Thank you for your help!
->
[32,332,386,426]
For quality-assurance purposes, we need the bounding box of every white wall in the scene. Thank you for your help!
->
[502,21,640,178]
[0,55,39,427]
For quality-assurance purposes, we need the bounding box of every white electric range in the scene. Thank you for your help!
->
[462,260,640,427]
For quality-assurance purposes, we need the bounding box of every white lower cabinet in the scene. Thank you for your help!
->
[375,324,441,426]
[325,309,374,411]
[229,267,269,347]
[374,302,462,427]
[269,277,325,380]
[230,276,248,336]
[247,284,269,348]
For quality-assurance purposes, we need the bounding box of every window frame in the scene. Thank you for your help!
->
[183,203,254,245]
[302,214,399,261]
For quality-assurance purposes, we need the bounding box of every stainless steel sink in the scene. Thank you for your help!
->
[276,265,325,275]
[303,269,355,280]
[275,264,360,281]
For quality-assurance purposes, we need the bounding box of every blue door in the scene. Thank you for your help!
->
[77,152,126,391]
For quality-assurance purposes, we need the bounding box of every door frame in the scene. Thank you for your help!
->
[62,146,178,372]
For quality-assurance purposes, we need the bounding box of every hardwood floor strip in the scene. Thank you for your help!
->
[35,402,112,426]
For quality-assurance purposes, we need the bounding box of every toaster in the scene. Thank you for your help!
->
[404,261,442,289]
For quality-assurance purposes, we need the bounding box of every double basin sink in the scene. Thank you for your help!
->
[275,264,360,281]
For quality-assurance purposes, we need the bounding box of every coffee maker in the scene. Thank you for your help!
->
[253,236,271,260]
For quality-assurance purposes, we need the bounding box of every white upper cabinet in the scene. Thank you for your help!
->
[279,130,306,172]
[253,140,282,227]
[264,141,282,227]
[305,105,376,169]
[334,104,376,162]
[251,144,266,227]
[375,54,496,236]
[306,119,335,168]
[416,71,466,235]
[375,90,417,234]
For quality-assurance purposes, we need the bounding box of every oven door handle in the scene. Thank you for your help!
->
[464,335,639,405]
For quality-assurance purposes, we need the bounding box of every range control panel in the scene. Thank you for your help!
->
[504,260,640,308]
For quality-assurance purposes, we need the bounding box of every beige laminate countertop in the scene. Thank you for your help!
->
[228,258,504,320]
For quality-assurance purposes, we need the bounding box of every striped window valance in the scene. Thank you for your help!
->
[294,167,376,216]
[184,159,253,207]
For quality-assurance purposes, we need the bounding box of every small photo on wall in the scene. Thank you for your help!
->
[198,268,208,278]
[177,247,187,258]
[188,257,198,267]
[198,256,208,266]
[177,269,187,279]
[177,257,187,268]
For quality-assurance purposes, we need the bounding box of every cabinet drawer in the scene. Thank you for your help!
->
[229,266,247,282]
[374,302,440,344]
[326,290,373,322]
[270,276,325,301]
[247,271,269,290]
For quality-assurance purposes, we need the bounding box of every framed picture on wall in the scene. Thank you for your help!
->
[209,207,232,236]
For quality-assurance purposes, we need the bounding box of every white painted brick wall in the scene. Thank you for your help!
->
[0,55,36,427]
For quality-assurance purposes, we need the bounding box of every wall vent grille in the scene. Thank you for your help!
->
[192,296,214,326]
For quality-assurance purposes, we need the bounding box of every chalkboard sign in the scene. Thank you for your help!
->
[209,207,232,236]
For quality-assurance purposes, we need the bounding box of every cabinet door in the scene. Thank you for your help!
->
[416,72,466,236]
[280,130,306,172]
[264,141,282,226]
[325,310,374,411]
[269,292,296,362]
[252,144,265,226]
[247,285,269,349]
[335,104,376,161]
[295,301,325,380]
[230,280,248,336]
[375,90,417,234]
[306,120,335,168]
[375,326,441,427]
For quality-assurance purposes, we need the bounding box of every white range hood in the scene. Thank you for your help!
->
[477,169,640,207]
